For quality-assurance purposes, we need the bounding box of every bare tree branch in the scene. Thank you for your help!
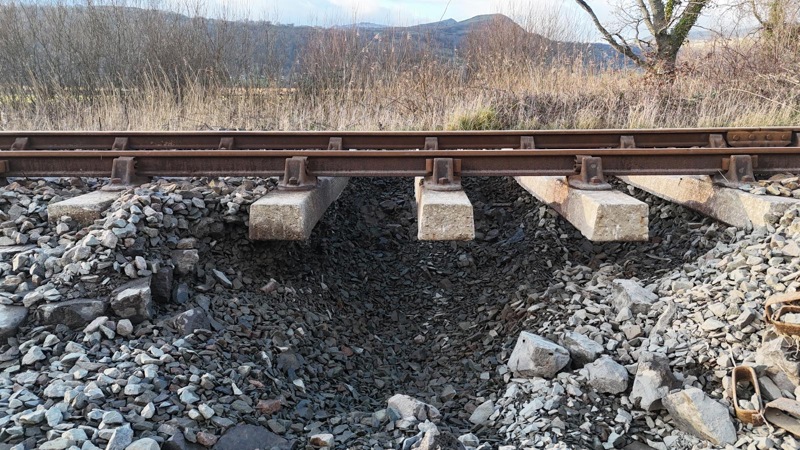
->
[573,0,648,67]
[574,0,711,75]
[636,0,659,36]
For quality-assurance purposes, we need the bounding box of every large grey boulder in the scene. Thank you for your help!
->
[387,394,442,422]
[610,279,658,315]
[508,331,570,379]
[0,304,28,341]
[150,267,174,303]
[172,249,199,276]
[561,331,604,367]
[407,423,466,450]
[663,388,737,446]
[163,432,204,450]
[37,299,107,328]
[172,308,211,335]
[105,424,133,450]
[125,438,161,450]
[468,400,495,425]
[212,424,292,450]
[586,356,629,394]
[110,277,153,324]
[630,352,680,411]
[756,333,800,386]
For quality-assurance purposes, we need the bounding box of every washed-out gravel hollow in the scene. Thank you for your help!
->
[1,175,796,450]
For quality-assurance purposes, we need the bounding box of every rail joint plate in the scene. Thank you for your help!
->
[728,131,792,147]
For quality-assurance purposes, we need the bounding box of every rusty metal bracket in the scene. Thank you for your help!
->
[328,137,343,150]
[218,137,235,150]
[709,134,728,148]
[424,158,462,191]
[277,156,318,191]
[731,366,765,426]
[520,136,536,149]
[102,157,148,190]
[424,137,438,151]
[112,137,129,150]
[728,130,792,147]
[714,155,756,187]
[10,137,28,150]
[568,156,612,190]
[0,160,8,173]
[620,135,636,149]
[765,291,800,336]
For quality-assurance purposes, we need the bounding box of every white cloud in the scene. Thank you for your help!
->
[161,0,613,35]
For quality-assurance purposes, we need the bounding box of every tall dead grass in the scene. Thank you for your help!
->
[0,0,797,131]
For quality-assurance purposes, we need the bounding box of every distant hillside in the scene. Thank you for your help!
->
[0,4,630,90]
[326,14,626,67]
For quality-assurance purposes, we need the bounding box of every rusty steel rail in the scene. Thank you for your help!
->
[1,128,798,191]
[3,147,800,176]
[1,127,797,150]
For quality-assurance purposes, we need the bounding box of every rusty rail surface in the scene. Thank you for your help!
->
[1,128,798,190]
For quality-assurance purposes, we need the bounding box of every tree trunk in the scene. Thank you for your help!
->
[654,34,680,77]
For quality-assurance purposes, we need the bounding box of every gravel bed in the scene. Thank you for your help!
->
[1,176,800,450]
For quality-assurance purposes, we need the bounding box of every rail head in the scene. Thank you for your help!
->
[1,129,798,185]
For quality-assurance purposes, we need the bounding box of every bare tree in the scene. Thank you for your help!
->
[750,0,800,36]
[573,0,711,75]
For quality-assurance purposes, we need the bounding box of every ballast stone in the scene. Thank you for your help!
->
[124,438,161,450]
[309,433,335,447]
[37,299,107,328]
[756,333,800,386]
[663,388,737,446]
[110,277,153,324]
[105,424,134,450]
[630,352,680,411]
[610,279,659,315]
[213,424,292,450]
[387,394,442,422]
[508,331,570,379]
[172,307,211,335]
[586,356,629,394]
[469,399,495,425]
[0,304,28,342]
[561,331,604,367]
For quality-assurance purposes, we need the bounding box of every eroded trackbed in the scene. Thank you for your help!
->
[4,127,800,242]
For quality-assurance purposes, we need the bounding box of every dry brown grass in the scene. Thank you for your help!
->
[0,1,798,131]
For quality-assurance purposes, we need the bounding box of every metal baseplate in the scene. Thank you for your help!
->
[568,156,612,190]
[424,158,462,191]
[278,156,318,191]
[713,155,757,188]
[102,156,149,191]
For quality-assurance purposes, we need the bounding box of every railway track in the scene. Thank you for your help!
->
[0,128,798,184]
[2,127,800,242]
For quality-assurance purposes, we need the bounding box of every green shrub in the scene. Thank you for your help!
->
[449,107,503,130]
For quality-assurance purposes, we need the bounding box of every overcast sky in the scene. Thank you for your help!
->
[191,0,614,27]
